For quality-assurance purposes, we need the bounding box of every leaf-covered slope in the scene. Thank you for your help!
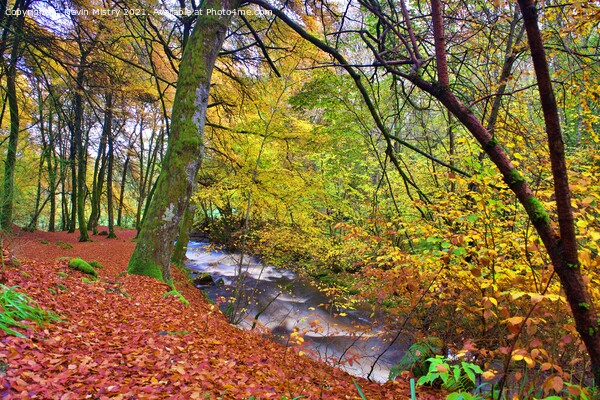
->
[0,228,440,399]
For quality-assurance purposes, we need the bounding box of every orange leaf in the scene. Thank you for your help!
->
[436,364,448,373]
[543,375,564,395]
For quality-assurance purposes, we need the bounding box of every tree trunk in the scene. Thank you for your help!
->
[128,0,239,281]
[117,148,130,227]
[27,146,46,231]
[46,107,57,232]
[87,100,109,234]
[134,119,145,231]
[68,120,77,233]
[106,93,116,238]
[74,51,90,242]
[517,0,600,383]
[0,8,25,230]
[172,203,195,267]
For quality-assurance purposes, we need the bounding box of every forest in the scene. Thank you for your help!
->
[0,0,599,398]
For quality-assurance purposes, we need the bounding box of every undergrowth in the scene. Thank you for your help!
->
[0,284,60,337]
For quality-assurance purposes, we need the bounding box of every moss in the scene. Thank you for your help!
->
[68,257,98,279]
[567,262,580,269]
[89,260,103,269]
[55,241,73,250]
[524,197,549,226]
[56,271,68,278]
[579,302,591,310]
[506,169,525,187]
[127,255,163,281]
[178,135,202,150]
[164,281,189,305]
[484,136,498,151]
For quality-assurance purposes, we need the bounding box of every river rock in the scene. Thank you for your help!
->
[193,273,215,286]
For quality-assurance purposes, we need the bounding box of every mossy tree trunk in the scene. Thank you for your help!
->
[0,4,26,231]
[75,51,90,242]
[516,0,600,383]
[172,204,196,267]
[127,0,239,282]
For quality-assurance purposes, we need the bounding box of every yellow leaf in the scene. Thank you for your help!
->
[529,293,544,304]
[482,371,496,381]
[524,356,535,368]
[505,316,524,326]
[508,291,526,300]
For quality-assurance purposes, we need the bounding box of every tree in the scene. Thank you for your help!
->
[516,0,600,383]
[0,0,30,230]
[127,0,240,282]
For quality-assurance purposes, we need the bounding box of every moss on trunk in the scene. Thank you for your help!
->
[127,0,239,281]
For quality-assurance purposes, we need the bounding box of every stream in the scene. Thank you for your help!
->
[185,241,408,383]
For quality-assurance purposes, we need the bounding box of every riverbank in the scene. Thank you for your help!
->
[0,228,442,399]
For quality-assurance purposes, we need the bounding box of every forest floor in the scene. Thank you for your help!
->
[0,227,442,399]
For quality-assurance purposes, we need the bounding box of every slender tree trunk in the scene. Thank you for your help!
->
[68,125,77,233]
[87,96,109,234]
[74,51,90,242]
[57,115,70,231]
[117,149,130,227]
[137,130,162,232]
[46,108,57,231]
[105,93,116,238]
[485,6,524,135]
[135,119,145,231]
[27,147,46,231]
[128,0,240,281]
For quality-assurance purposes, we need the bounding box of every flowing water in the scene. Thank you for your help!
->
[185,241,408,383]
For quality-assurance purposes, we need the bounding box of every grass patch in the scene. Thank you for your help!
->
[0,284,60,337]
